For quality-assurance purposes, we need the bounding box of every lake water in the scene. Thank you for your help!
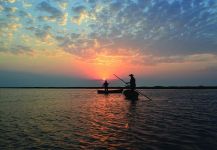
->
[0,89,217,150]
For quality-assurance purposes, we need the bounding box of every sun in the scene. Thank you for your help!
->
[74,52,137,80]
[88,54,122,80]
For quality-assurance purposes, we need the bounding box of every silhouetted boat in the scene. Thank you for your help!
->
[97,89,123,94]
[123,90,139,100]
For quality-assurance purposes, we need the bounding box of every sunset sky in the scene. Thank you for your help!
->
[0,0,217,87]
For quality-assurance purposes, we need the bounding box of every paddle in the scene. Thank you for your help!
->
[113,74,152,101]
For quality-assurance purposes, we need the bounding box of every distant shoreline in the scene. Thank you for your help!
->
[1,86,217,89]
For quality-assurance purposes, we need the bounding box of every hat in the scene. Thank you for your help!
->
[129,74,134,76]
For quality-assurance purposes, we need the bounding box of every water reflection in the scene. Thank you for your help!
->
[82,94,129,147]
[125,100,138,129]
[1,89,217,149]
[80,93,143,149]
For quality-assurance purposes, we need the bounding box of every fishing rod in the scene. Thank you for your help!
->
[113,74,152,101]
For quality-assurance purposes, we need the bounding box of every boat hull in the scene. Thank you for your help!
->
[97,89,123,94]
[123,90,139,100]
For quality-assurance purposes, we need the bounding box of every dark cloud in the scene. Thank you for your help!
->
[37,1,63,18]
[59,36,95,57]
[109,1,123,12]
[26,26,37,31]
[0,44,33,55]
[54,0,68,2]
[0,70,99,87]
[18,10,29,17]
[3,6,17,14]
[12,45,33,54]
[34,26,54,41]
[72,5,86,14]
[25,25,53,41]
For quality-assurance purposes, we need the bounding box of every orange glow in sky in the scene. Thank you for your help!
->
[75,53,133,80]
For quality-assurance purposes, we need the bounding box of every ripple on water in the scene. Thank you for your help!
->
[0,89,217,149]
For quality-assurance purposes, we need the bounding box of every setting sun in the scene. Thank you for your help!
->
[75,53,130,80]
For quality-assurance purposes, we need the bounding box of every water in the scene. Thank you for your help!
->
[0,89,217,150]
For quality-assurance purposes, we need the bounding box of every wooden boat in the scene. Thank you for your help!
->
[97,89,123,94]
[123,90,139,100]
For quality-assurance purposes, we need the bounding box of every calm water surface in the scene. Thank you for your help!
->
[0,89,217,150]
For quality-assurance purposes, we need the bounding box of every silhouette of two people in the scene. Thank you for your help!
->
[103,74,136,92]
[128,74,136,91]
[103,80,109,92]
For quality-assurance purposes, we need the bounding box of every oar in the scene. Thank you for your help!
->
[113,74,152,101]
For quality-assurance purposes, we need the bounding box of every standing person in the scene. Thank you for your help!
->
[103,80,109,92]
[129,74,136,91]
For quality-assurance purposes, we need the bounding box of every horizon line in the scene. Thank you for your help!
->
[0,86,217,89]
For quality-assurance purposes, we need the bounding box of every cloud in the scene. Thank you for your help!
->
[59,12,68,26]
[0,44,33,55]
[37,1,63,21]
[109,1,123,13]
[0,5,4,11]
[3,6,17,13]
[1,0,217,60]
[22,1,32,8]
[5,0,16,3]
[71,11,96,25]
[59,2,68,10]
[32,26,55,42]
[0,70,98,87]
[59,36,96,57]
[71,5,97,24]
[6,14,20,21]
[72,5,86,14]
[38,15,57,22]
[12,45,34,54]
[0,22,22,39]
[7,23,22,31]
[83,0,217,57]
[55,0,68,10]
[185,53,217,62]
[18,10,32,18]
[37,1,62,16]
[133,53,217,66]
[37,1,70,26]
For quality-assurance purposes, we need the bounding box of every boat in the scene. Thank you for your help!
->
[123,90,139,100]
[97,89,123,94]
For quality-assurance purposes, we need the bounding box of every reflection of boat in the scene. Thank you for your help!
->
[97,89,123,94]
[123,90,139,100]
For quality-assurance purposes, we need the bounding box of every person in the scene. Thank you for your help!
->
[103,80,109,92]
[129,74,136,91]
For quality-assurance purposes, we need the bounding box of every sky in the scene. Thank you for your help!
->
[0,0,217,87]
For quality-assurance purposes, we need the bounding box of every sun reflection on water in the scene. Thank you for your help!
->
[80,94,134,145]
